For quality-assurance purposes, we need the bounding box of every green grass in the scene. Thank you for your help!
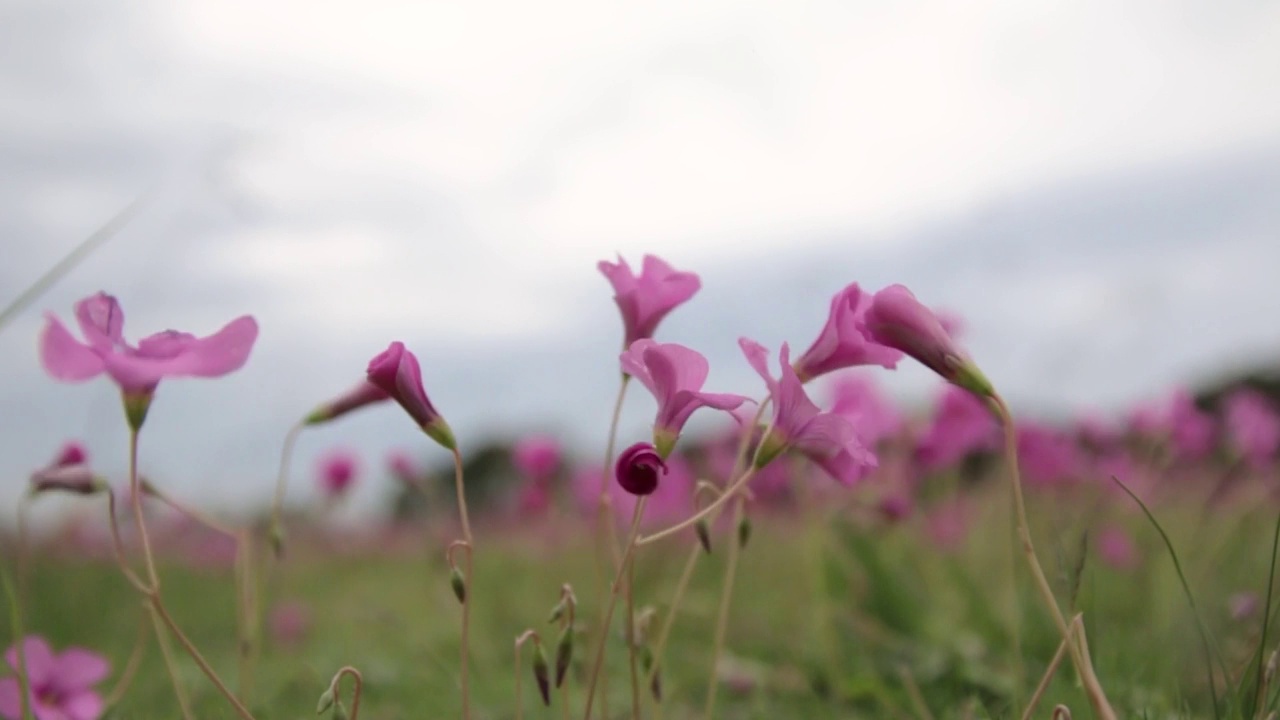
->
[5,483,1277,720]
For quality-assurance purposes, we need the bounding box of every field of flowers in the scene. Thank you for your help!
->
[3,254,1279,720]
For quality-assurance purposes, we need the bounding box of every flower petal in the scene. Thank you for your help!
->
[5,636,56,685]
[0,679,23,720]
[175,315,259,377]
[73,293,125,351]
[60,691,102,720]
[52,649,110,691]
[39,316,105,382]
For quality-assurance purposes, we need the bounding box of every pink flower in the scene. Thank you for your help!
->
[791,283,901,381]
[366,342,455,450]
[740,339,876,486]
[1168,390,1215,461]
[512,436,562,482]
[50,442,88,468]
[40,292,258,395]
[304,381,390,425]
[0,636,109,720]
[860,285,992,397]
[914,385,999,472]
[1224,389,1280,469]
[1096,525,1139,570]
[621,340,748,457]
[615,442,667,496]
[386,450,421,486]
[317,449,359,498]
[1016,422,1085,486]
[598,255,701,347]
[827,375,903,447]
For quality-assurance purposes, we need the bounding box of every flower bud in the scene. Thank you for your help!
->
[695,518,713,554]
[532,643,552,706]
[450,567,467,604]
[554,627,573,688]
[614,442,667,496]
[305,381,390,425]
[331,700,349,720]
[316,688,335,714]
[737,515,752,549]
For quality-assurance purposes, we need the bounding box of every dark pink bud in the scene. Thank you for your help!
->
[614,442,667,496]
[304,381,390,425]
[51,441,88,468]
[366,342,456,450]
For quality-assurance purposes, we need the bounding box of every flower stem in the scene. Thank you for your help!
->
[327,666,364,720]
[147,602,195,720]
[268,422,304,556]
[103,606,150,707]
[637,467,757,547]
[991,394,1115,720]
[105,490,148,593]
[645,543,700,710]
[150,598,257,720]
[0,560,33,720]
[625,545,642,720]
[702,497,746,720]
[128,430,160,593]
[592,373,631,720]
[450,448,474,720]
[582,496,648,720]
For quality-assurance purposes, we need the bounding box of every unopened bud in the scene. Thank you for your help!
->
[532,643,551,706]
[450,567,467,604]
[737,515,752,549]
[695,519,712,554]
[554,627,573,688]
[270,524,287,559]
[331,700,349,720]
[548,599,566,624]
[650,667,663,701]
[316,688,335,714]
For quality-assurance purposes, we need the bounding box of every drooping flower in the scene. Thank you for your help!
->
[39,292,258,397]
[740,339,876,486]
[512,436,562,483]
[1223,389,1280,469]
[304,381,390,425]
[615,442,667,496]
[826,374,903,447]
[598,255,701,348]
[0,636,109,720]
[621,340,748,457]
[914,385,999,472]
[791,283,901,381]
[366,342,455,450]
[317,449,359,498]
[859,284,992,397]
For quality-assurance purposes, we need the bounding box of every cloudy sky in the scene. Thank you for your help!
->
[3,0,1279,517]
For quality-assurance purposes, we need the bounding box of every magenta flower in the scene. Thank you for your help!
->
[317,449,359,498]
[304,381,390,425]
[827,375,904,447]
[0,636,109,720]
[791,283,901,381]
[598,254,701,347]
[621,340,748,457]
[1016,422,1085,486]
[615,442,667,496]
[512,436,562,482]
[914,385,999,472]
[50,442,88,469]
[859,284,992,397]
[1224,389,1280,469]
[39,292,258,395]
[366,342,455,451]
[1168,390,1215,461]
[740,338,876,486]
[1096,525,1139,570]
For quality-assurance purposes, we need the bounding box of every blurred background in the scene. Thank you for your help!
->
[2,0,1278,518]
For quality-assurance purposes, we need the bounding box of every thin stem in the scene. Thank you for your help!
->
[147,484,241,538]
[128,429,160,593]
[991,394,1116,720]
[450,448,474,720]
[637,467,757,547]
[514,631,541,720]
[582,497,648,720]
[104,490,148,594]
[702,498,746,720]
[0,562,33,720]
[148,603,195,720]
[1022,615,1080,720]
[645,544,700,694]
[1255,511,1280,717]
[593,373,631,720]
[103,607,150,707]
[268,422,304,555]
[328,667,364,720]
[151,598,256,720]
[625,543,641,720]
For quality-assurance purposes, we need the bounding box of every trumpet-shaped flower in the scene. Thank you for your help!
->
[367,342,455,450]
[860,284,992,397]
[599,255,700,347]
[791,283,901,381]
[621,340,748,457]
[39,292,258,395]
[0,636,109,720]
[740,338,876,486]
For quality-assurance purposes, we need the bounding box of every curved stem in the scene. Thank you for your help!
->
[637,467,757,547]
[645,544,700,696]
[328,666,364,720]
[625,546,641,720]
[268,422,304,555]
[148,602,195,720]
[702,498,745,720]
[151,598,256,720]
[449,448,474,720]
[104,490,148,594]
[128,429,160,593]
[582,497,648,720]
[991,394,1115,720]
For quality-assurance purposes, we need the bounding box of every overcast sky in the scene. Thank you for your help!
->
[3,0,1279,518]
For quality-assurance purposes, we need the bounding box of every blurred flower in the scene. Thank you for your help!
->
[50,442,88,468]
[269,601,313,648]
[740,339,876,486]
[703,428,794,506]
[0,636,109,720]
[860,284,992,397]
[615,442,667,496]
[621,340,748,457]
[914,386,999,472]
[827,374,903,447]
[1223,389,1280,469]
[1016,422,1085,486]
[1229,591,1259,622]
[1074,413,1120,451]
[598,254,700,348]
[791,282,901,381]
[39,291,258,395]
[367,342,455,450]
[512,436,562,482]
[304,381,390,425]
[29,464,103,496]
[1096,526,1139,570]
[925,500,971,552]
[878,492,914,522]
[1167,390,1215,461]
[575,455,696,529]
[386,450,421,487]
[317,449,360,498]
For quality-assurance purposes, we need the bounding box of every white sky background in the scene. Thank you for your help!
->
[2,0,1279,518]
